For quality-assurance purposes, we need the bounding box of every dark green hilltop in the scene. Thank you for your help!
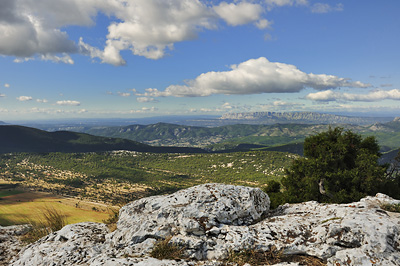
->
[0,125,205,154]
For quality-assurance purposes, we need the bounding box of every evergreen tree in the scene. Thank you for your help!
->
[282,127,387,203]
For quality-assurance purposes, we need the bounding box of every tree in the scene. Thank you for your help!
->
[382,150,400,197]
[282,127,387,203]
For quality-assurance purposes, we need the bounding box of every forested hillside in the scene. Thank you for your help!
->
[0,125,205,154]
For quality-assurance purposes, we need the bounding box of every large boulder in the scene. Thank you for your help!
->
[110,183,269,245]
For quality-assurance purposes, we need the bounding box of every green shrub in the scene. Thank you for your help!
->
[381,203,400,213]
[283,127,387,204]
[63,178,85,188]
[264,180,281,193]
[267,192,286,210]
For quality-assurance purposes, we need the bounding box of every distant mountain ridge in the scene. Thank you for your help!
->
[65,119,400,153]
[220,111,394,125]
[84,122,270,147]
[3,116,400,157]
[0,125,205,154]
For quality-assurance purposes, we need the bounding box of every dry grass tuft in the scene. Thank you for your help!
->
[286,254,326,266]
[225,246,282,266]
[224,246,326,266]
[149,236,186,260]
[102,207,120,232]
[20,207,67,243]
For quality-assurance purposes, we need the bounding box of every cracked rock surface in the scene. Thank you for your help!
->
[0,225,30,266]
[6,184,400,265]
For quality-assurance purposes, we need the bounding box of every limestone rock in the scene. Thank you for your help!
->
[110,183,269,248]
[11,222,109,266]
[0,225,30,266]
[8,184,400,266]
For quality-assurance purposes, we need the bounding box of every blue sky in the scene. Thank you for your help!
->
[0,0,399,121]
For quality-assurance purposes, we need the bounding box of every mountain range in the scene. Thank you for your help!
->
[51,118,400,152]
[1,121,399,164]
[220,111,395,125]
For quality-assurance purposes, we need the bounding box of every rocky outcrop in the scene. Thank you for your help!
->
[8,184,400,265]
[114,183,269,238]
[0,225,30,266]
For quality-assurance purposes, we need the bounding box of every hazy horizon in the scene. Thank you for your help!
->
[3,111,397,128]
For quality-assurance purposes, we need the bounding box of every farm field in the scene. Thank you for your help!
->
[0,188,113,226]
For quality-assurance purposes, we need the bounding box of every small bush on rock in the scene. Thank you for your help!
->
[224,246,326,266]
[263,180,285,209]
[149,236,186,260]
[102,207,120,232]
[225,247,282,266]
[381,203,400,213]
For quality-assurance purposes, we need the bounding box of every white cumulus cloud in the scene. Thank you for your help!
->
[56,100,81,106]
[214,2,264,26]
[0,0,343,65]
[80,0,216,65]
[255,19,273,29]
[17,96,33,101]
[4,84,10,88]
[306,89,400,102]
[0,93,5,97]
[0,0,79,62]
[152,57,369,97]
[306,90,338,101]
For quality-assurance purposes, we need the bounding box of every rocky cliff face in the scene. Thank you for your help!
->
[6,184,400,266]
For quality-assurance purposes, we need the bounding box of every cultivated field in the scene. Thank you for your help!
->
[0,188,113,226]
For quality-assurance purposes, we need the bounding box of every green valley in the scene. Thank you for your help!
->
[0,150,295,205]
